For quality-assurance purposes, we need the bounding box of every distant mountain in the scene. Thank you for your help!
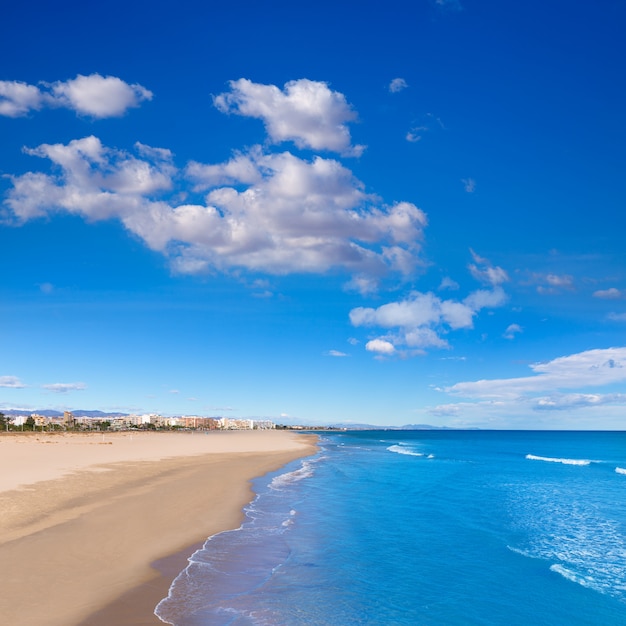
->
[305,422,454,430]
[309,423,459,431]
[71,410,129,418]
[399,424,455,430]
[3,409,63,417]
[2,409,128,418]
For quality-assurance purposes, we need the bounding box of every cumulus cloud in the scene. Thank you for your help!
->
[0,376,26,388]
[5,135,427,280]
[0,74,152,118]
[0,81,44,117]
[389,78,408,93]
[48,74,152,118]
[366,338,396,355]
[446,347,626,399]
[42,382,87,393]
[350,283,507,354]
[594,287,622,299]
[6,136,175,223]
[213,78,364,155]
[186,149,263,189]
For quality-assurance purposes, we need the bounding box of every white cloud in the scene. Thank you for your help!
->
[42,382,87,393]
[438,277,459,291]
[0,74,152,118]
[503,323,523,339]
[463,287,507,310]
[214,78,364,155]
[425,394,626,429]
[186,149,262,189]
[406,126,428,142]
[404,327,450,349]
[468,249,509,286]
[389,78,408,93]
[327,350,349,357]
[532,392,626,411]
[350,285,507,354]
[351,292,453,329]
[49,74,152,118]
[365,339,396,355]
[446,347,626,399]
[344,275,380,296]
[0,81,44,117]
[0,376,26,388]
[428,403,462,417]
[6,136,427,280]
[594,288,622,299]
[545,273,573,287]
[530,272,575,294]
[7,136,174,222]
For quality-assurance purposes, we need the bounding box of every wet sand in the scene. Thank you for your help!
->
[0,430,316,625]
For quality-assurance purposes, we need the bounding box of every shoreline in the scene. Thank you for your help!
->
[0,430,317,625]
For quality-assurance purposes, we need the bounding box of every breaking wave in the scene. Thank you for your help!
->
[387,444,424,457]
[525,454,591,466]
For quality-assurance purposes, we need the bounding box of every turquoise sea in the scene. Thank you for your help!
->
[155,430,626,625]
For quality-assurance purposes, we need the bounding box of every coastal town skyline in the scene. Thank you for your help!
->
[2,0,626,429]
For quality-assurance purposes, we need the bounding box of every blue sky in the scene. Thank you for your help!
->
[2,0,626,428]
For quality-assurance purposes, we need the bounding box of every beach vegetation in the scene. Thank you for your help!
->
[0,412,13,431]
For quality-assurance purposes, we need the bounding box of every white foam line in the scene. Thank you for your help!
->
[387,444,424,457]
[526,454,591,466]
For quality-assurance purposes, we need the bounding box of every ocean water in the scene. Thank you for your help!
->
[155,431,626,625]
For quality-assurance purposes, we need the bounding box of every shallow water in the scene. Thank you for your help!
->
[156,430,626,625]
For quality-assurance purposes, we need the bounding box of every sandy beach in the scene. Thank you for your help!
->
[0,430,317,625]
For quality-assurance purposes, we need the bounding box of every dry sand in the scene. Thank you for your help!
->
[0,430,317,625]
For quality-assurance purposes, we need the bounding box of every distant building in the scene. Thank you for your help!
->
[174,416,220,429]
[219,417,256,430]
[31,414,49,427]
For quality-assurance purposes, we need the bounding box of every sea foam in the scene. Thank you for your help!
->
[615,467,626,475]
[550,564,597,590]
[525,454,591,466]
[270,458,317,489]
[387,444,424,457]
